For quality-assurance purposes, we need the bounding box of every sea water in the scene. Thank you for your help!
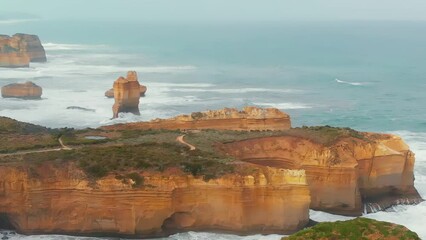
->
[1,20,426,239]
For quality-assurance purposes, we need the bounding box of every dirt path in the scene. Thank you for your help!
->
[176,135,196,151]
[0,137,73,157]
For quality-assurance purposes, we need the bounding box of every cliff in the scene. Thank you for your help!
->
[220,127,422,215]
[105,106,291,131]
[0,33,46,67]
[112,71,141,118]
[1,81,42,99]
[0,162,310,237]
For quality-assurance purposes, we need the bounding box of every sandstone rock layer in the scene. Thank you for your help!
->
[1,81,42,99]
[0,164,310,237]
[220,133,422,216]
[0,33,46,67]
[112,71,141,118]
[105,85,147,98]
[105,106,291,131]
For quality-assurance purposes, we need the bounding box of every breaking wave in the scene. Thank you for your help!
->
[254,102,312,109]
[335,78,369,86]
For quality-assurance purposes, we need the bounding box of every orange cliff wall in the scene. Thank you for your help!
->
[0,164,310,237]
[104,107,291,131]
[220,133,422,216]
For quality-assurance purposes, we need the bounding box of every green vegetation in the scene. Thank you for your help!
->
[0,116,370,181]
[0,117,59,153]
[283,218,420,240]
[0,117,51,134]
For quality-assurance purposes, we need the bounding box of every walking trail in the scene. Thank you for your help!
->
[0,137,73,157]
[176,135,196,151]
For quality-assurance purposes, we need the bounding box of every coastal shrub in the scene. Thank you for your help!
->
[283,218,420,240]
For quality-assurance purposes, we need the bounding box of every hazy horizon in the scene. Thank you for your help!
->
[2,0,426,23]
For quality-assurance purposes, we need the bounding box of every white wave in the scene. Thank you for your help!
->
[335,78,369,86]
[0,230,284,240]
[254,102,312,109]
[0,18,39,25]
[43,42,108,51]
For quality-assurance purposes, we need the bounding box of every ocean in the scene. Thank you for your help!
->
[1,20,426,239]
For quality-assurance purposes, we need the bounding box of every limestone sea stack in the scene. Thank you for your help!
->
[1,81,42,99]
[112,71,141,118]
[104,106,292,131]
[0,33,46,68]
[105,83,147,98]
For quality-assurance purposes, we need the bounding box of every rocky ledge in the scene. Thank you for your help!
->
[1,81,42,99]
[220,126,422,215]
[105,106,292,131]
[0,33,46,68]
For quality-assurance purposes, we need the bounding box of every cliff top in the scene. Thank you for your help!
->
[161,106,289,121]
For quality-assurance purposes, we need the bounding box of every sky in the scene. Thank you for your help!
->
[1,0,426,22]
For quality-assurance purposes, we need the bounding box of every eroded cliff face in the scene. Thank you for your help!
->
[0,34,46,67]
[105,85,147,98]
[221,133,422,215]
[0,163,310,237]
[105,106,291,131]
[1,81,42,99]
[112,71,141,118]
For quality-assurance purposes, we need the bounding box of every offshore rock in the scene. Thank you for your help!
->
[112,71,141,118]
[0,163,310,237]
[1,82,42,99]
[0,33,46,67]
[221,131,422,216]
[105,106,291,131]
[105,85,147,98]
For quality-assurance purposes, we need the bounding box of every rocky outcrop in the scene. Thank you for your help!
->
[105,106,291,131]
[220,132,422,216]
[112,71,141,118]
[105,85,147,98]
[0,33,46,67]
[0,163,310,237]
[1,82,42,99]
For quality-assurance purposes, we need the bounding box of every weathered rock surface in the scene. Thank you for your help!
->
[105,106,291,131]
[105,85,147,98]
[0,33,46,67]
[1,81,42,99]
[112,71,141,118]
[220,132,422,216]
[0,163,310,237]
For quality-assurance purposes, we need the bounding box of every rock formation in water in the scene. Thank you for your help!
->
[112,71,141,118]
[0,163,310,237]
[1,81,42,99]
[220,128,422,216]
[105,106,292,131]
[0,33,46,68]
[105,85,147,98]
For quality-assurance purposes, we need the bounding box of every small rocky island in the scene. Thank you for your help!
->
[111,71,143,118]
[0,107,421,238]
[0,33,47,68]
[1,81,42,99]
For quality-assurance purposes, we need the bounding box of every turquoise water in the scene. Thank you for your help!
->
[1,20,426,239]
